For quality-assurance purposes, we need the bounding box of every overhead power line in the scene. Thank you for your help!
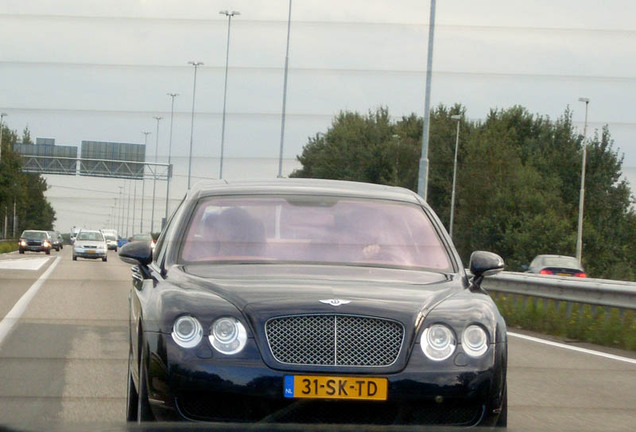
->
[2,13,635,36]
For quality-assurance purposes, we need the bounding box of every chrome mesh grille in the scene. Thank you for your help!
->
[265,315,404,367]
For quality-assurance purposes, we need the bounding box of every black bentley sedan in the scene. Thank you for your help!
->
[119,179,507,427]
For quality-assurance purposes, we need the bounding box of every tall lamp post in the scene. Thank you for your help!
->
[118,186,124,236]
[187,61,203,190]
[0,112,7,163]
[278,0,292,178]
[449,114,461,239]
[575,97,590,264]
[417,0,437,200]
[165,93,178,225]
[1,113,7,239]
[219,10,240,179]
[151,116,162,233]
[140,131,151,233]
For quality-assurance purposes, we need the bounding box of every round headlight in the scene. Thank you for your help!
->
[171,315,203,348]
[462,325,488,357]
[209,317,247,355]
[421,324,456,361]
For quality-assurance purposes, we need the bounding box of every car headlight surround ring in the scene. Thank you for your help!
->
[209,317,247,355]
[461,324,489,357]
[171,315,203,348]
[420,324,456,361]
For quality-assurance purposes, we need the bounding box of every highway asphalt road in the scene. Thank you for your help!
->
[0,248,635,431]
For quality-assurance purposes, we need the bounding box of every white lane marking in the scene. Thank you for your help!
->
[0,256,61,349]
[0,257,51,271]
[508,331,636,365]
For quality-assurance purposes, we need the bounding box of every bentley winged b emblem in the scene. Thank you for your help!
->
[319,299,351,307]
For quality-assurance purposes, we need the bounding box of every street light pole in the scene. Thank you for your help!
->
[0,113,7,163]
[449,115,461,239]
[417,0,437,201]
[132,174,137,233]
[187,61,203,190]
[219,10,240,179]
[278,0,292,178]
[575,97,590,264]
[118,185,124,235]
[126,180,131,238]
[151,116,162,233]
[165,93,178,225]
[140,131,151,233]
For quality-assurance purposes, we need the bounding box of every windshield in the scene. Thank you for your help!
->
[77,231,104,241]
[22,231,46,239]
[541,256,582,269]
[180,196,452,271]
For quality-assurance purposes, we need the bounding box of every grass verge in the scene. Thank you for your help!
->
[492,292,636,351]
[0,241,18,254]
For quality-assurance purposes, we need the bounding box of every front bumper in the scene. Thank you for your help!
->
[73,249,107,259]
[141,332,506,426]
[21,245,50,252]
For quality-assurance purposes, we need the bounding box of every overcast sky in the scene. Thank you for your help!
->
[2,0,635,232]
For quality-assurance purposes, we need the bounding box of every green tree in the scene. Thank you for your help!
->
[578,126,635,279]
[291,104,636,280]
[0,123,56,237]
[21,126,33,144]
[291,107,396,184]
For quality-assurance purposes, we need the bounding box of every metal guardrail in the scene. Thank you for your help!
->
[483,271,636,312]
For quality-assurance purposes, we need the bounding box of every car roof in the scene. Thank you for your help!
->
[187,179,425,205]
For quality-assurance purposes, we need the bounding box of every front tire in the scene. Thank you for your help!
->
[45,249,51,255]
[19,249,24,254]
[126,346,139,422]
[72,255,77,261]
[137,343,155,422]
[102,256,108,262]
[496,385,508,428]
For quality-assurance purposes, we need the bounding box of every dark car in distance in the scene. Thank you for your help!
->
[119,179,507,427]
[526,254,587,277]
[18,230,51,254]
[47,231,63,251]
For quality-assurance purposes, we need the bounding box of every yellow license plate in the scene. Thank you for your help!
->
[86,250,95,254]
[284,375,388,400]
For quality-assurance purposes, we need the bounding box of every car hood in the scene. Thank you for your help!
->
[179,263,463,323]
[74,240,104,246]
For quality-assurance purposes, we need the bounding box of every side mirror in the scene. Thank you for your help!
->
[119,241,153,267]
[468,251,504,292]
